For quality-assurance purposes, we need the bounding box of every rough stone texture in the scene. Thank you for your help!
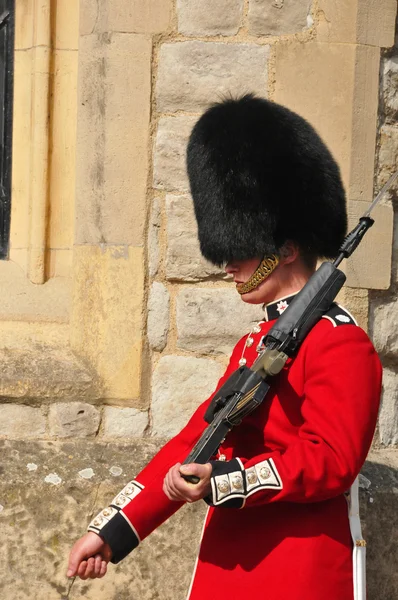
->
[0,345,99,402]
[147,283,170,351]
[0,439,205,600]
[153,116,197,192]
[378,368,398,446]
[377,125,398,187]
[371,294,398,360]
[102,407,149,438]
[177,0,243,36]
[165,195,224,281]
[0,405,46,438]
[248,0,312,36]
[151,356,223,437]
[71,246,145,404]
[75,33,151,246]
[148,197,161,278]
[156,41,269,113]
[177,288,263,355]
[317,0,397,47]
[80,0,173,35]
[382,57,398,122]
[49,403,101,439]
[0,440,396,599]
[336,287,369,331]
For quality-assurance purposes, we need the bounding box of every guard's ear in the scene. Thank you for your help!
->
[279,241,300,265]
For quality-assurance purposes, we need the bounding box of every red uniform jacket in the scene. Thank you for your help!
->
[88,296,382,600]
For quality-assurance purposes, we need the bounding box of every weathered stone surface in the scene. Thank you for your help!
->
[151,356,223,437]
[0,345,99,402]
[76,33,151,245]
[71,246,145,404]
[147,283,170,351]
[177,288,263,354]
[156,42,269,113]
[335,287,369,332]
[377,125,398,188]
[378,368,398,446]
[0,439,205,600]
[165,195,224,281]
[317,0,397,47]
[371,295,398,359]
[382,57,398,122]
[102,407,149,438]
[80,0,173,35]
[153,116,197,192]
[177,0,243,36]
[49,403,101,438]
[248,0,312,36]
[148,197,161,278]
[0,405,46,438]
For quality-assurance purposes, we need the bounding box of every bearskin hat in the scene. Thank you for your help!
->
[187,94,347,266]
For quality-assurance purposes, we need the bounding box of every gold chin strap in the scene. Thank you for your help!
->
[236,254,279,295]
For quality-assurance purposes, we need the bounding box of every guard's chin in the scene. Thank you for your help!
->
[239,291,263,305]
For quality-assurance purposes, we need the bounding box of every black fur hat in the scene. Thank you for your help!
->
[187,94,347,265]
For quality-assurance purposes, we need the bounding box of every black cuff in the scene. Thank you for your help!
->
[204,458,245,508]
[97,511,139,564]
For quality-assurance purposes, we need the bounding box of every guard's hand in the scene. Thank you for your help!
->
[67,532,113,580]
[163,462,212,503]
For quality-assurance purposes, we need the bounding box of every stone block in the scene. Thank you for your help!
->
[102,407,149,437]
[151,355,223,437]
[75,33,151,245]
[148,197,161,278]
[165,195,224,281]
[156,41,269,113]
[49,403,101,438]
[80,0,173,36]
[54,0,79,49]
[147,282,170,351]
[378,368,398,446]
[0,405,46,438]
[177,288,263,355]
[177,0,243,36]
[382,58,398,123]
[275,42,380,203]
[317,0,397,47]
[48,50,78,250]
[153,116,197,192]
[71,246,145,403]
[345,202,393,290]
[248,0,312,36]
[371,294,398,360]
[377,125,398,190]
[0,344,99,402]
[15,0,34,50]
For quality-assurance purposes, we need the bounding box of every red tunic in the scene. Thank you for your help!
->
[88,299,382,600]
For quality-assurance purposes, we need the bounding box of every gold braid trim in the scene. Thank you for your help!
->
[236,255,279,295]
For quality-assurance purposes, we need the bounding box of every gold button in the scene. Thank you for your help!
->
[218,454,226,461]
[246,337,254,347]
[239,358,247,367]
[93,516,103,527]
[124,485,134,496]
[115,495,125,506]
[260,467,271,480]
[217,480,230,494]
[232,476,243,490]
[247,471,258,485]
[252,325,261,334]
[102,508,112,517]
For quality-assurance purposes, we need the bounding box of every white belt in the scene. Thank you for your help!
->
[348,476,366,600]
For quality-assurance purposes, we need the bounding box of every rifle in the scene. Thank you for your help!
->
[181,172,398,484]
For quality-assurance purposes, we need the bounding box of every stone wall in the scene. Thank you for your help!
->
[1,1,397,599]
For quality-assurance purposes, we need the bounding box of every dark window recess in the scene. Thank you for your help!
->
[0,0,14,259]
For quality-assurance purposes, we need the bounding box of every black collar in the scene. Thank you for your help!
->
[263,293,299,322]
